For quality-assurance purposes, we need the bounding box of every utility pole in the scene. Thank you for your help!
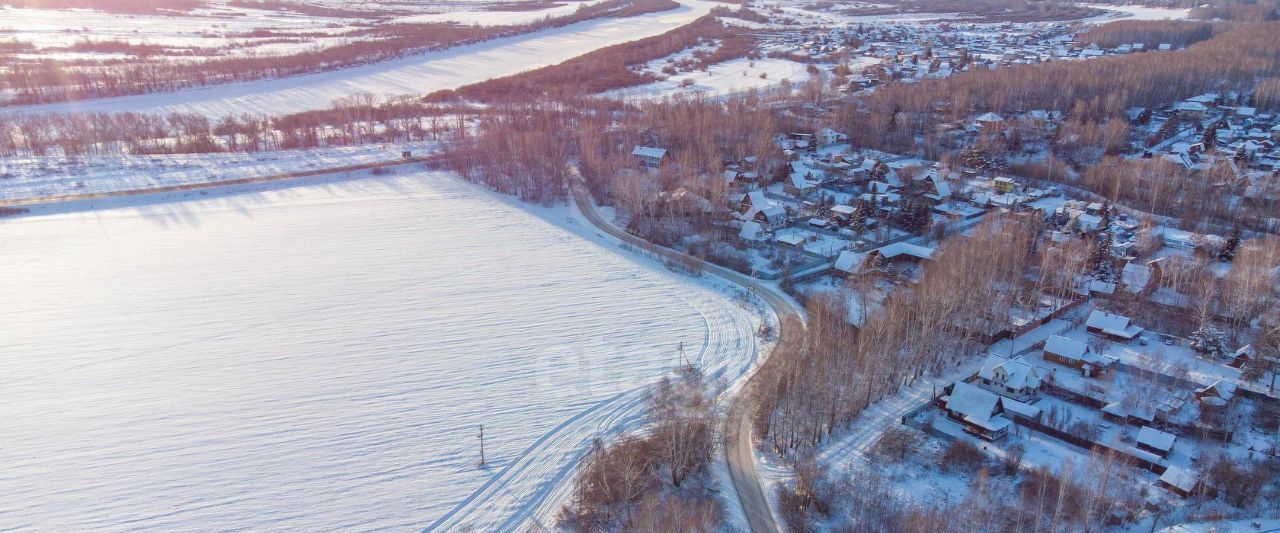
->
[478,425,486,467]
[677,341,689,368]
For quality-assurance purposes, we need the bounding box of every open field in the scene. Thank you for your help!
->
[0,169,760,530]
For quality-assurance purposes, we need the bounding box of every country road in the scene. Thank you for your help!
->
[569,176,796,533]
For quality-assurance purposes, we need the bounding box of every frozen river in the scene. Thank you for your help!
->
[0,171,758,531]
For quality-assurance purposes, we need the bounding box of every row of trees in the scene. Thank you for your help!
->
[1076,20,1214,49]
[0,0,679,105]
[427,11,757,103]
[558,366,720,531]
[849,21,1280,124]
[755,218,1039,456]
[0,95,480,156]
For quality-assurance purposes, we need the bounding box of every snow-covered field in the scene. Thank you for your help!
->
[1,0,716,119]
[1080,3,1191,24]
[0,170,761,530]
[0,4,361,51]
[601,57,812,101]
[391,0,610,26]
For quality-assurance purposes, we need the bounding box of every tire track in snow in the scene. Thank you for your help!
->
[427,283,757,531]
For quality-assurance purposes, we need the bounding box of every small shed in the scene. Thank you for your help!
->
[1159,466,1199,497]
[1136,426,1176,458]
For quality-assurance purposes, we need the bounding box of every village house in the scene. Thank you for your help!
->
[1193,379,1236,409]
[1159,466,1200,497]
[1136,426,1177,458]
[974,112,1006,134]
[975,354,1042,401]
[631,145,667,171]
[942,381,1014,441]
[1119,260,1162,295]
[991,176,1016,194]
[1085,310,1143,341]
[739,190,788,229]
[1043,334,1112,377]
[816,127,846,146]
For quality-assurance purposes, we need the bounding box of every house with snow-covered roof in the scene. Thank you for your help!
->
[1043,335,1112,377]
[1085,310,1143,341]
[976,354,1042,401]
[1120,260,1161,294]
[816,127,845,146]
[1136,426,1176,458]
[1159,466,1199,497]
[834,250,871,276]
[785,172,817,196]
[974,112,1006,133]
[942,381,1013,441]
[874,242,934,261]
[739,221,765,242]
[631,145,666,170]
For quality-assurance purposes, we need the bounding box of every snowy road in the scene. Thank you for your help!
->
[0,0,716,119]
[569,176,791,533]
[0,170,760,530]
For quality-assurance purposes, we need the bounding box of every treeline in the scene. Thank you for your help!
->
[755,218,1038,456]
[0,0,679,106]
[558,367,721,532]
[840,0,1099,22]
[426,12,756,103]
[445,85,788,205]
[855,21,1280,123]
[1189,0,1279,20]
[0,95,467,157]
[1077,19,1214,48]
[0,0,204,12]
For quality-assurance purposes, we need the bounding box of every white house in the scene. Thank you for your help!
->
[816,127,845,146]
[976,354,1042,401]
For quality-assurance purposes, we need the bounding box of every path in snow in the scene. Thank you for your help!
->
[0,0,716,119]
[0,170,759,531]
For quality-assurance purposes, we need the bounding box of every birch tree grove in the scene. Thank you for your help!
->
[756,218,1037,456]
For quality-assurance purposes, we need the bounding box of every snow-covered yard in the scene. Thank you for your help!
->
[0,169,763,530]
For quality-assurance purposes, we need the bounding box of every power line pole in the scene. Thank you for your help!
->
[478,425,486,468]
